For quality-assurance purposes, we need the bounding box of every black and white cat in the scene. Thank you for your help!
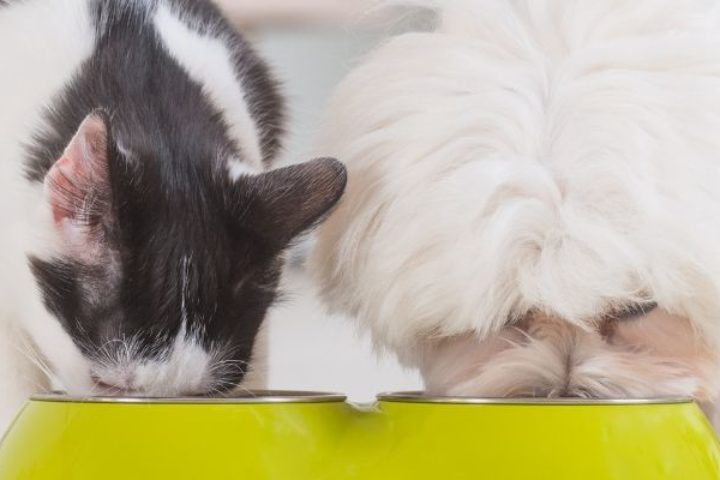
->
[0,0,346,433]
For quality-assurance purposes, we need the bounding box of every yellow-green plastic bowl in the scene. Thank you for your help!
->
[0,391,718,479]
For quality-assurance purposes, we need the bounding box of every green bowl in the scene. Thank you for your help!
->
[0,391,718,479]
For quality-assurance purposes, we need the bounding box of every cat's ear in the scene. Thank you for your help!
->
[44,111,115,260]
[237,158,347,249]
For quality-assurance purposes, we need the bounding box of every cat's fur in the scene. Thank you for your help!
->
[0,0,346,433]
[311,0,720,420]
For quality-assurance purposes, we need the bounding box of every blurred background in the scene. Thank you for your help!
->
[212,0,436,401]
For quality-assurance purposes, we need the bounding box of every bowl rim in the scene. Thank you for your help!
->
[376,391,694,405]
[31,390,347,404]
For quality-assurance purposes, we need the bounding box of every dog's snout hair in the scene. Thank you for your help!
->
[421,311,718,403]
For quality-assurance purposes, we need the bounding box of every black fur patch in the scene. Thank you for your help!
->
[23,0,341,393]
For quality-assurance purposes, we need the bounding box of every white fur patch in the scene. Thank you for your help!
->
[153,4,264,174]
[228,156,260,180]
[89,327,213,397]
[133,331,213,396]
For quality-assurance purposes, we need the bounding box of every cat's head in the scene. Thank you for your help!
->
[29,110,346,396]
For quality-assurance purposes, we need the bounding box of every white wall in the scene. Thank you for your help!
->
[266,270,421,402]
[254,28,423,402]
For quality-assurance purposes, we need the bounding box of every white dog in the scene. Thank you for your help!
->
[311,0,720,419]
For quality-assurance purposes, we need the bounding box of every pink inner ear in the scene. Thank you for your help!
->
[47,155,83,224]
[44,113,109,226]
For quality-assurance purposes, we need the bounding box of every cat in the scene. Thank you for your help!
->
[0,0,346,434]
[311,0,720,423]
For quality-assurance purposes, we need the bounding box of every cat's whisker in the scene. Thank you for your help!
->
[12,338,59,391]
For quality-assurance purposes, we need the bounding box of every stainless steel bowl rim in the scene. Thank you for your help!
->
[31,390,694,405]
[31,390,347,404]
[376,391,694,405]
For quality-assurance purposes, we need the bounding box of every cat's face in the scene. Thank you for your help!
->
[30,111,346,396]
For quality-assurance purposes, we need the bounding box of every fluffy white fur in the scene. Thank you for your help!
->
[311,0,720,411]
[0,0,268,434]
